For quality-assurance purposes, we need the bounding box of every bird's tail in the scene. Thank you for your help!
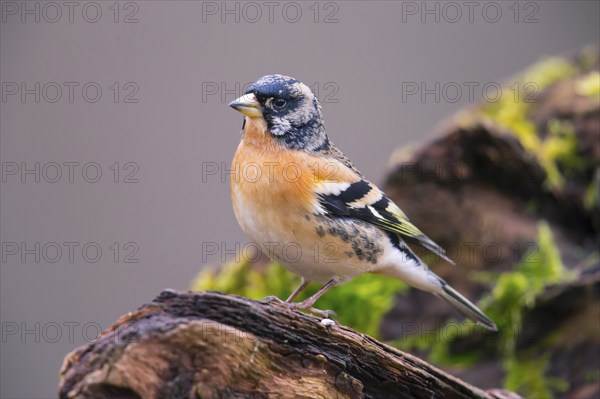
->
[435,282,497,331]
[375,250,497,331]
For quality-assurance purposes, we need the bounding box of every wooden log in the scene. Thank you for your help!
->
[58,290,519,399]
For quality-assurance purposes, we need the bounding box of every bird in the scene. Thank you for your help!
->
[228,74,497,331]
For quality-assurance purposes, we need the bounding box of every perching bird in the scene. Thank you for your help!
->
[228,74,497,331]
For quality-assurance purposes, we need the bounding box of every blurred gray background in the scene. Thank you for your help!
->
[1,1,598,397]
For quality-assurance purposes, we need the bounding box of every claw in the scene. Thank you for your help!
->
[260,295,284,304]
[261,296,338,319]
[307,308,337,319]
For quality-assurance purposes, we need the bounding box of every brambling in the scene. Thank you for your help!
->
[229,74,497,331]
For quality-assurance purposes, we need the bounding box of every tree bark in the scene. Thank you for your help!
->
[58,290,518,399]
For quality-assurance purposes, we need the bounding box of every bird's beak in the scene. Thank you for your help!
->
[229,93,262,118]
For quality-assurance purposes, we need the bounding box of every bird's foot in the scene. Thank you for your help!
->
[286,302,337,319]
[308,307,338,319]
[260,296,337,318]
[260,295,285,304]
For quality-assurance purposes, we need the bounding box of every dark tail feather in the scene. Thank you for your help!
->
[406,234,456,265]
[436,283,497,331]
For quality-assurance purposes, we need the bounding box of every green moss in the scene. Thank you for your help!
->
[193,260,297,302]
[541,119,584,188]
[481,222,573,370]
[477,56,588,192]
[584,369,600,383]
[472,222,571,342]
[480,56,576,134]
[504,355,569,398]
[584,179,599,211]
[575,71,600,99]
[516,221,573,295]
[393,221,575,398]
[430,321,484,366]
[520,57,576,92]
[192,260,407,338]
[490,222,573,398]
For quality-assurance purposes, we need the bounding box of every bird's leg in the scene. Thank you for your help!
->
[263,278,338,318]
[288,278,338,317]
[260,295,284,304]
[285,278,309,303]
[260,278,309,305]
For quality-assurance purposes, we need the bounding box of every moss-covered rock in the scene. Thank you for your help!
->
[383,47,599,397]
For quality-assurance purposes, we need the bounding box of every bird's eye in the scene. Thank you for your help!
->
[273,98,287,109]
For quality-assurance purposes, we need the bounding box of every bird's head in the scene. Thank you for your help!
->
[229,74,329,151]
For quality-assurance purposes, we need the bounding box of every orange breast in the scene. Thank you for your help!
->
[231,119,321,215]
[230,118,359,241]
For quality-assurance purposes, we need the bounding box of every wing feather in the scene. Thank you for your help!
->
[316,177,454,264]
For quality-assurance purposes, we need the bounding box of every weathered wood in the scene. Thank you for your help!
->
[58,291,517,399]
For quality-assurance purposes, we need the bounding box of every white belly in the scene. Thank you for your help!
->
[232,186,393,284]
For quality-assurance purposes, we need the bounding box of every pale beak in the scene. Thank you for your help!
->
[229,93,262,118]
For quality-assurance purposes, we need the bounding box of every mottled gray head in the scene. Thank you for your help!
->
[229,74,329,151]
